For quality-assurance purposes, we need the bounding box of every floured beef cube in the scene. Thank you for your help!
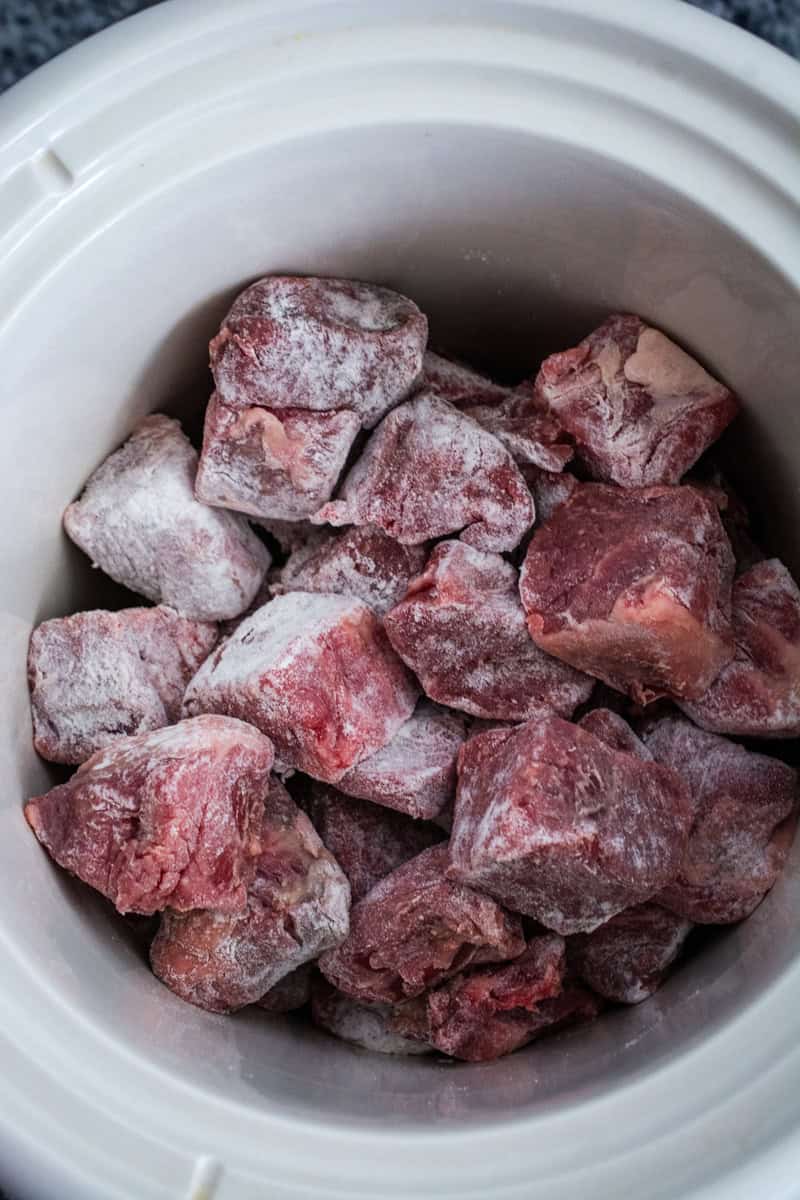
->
[422,350,512,409]
[336,702,466,821]
[569,903,692,1004]
[210,276,427,427]
[182,592,418,782]
[319,845,525,1004]
[462,396,573,471]
[255,519,324,556]
[384,540,592,721]
[311,977,431,1055]
[680,559,800,737]
[63,415,270,621]
[522,466,580,526]
[24,715,272,915]
[535,314,737,486]
[578,708,652,760]
[28,606,218,765]
[313,392,534,553]
[390,934,565,1062]
[448,717,691,935]
[150,778,350,1013]
[307,784,444,900]
[258,963,314,1013]
[643,715,798,923]
[195,393,360,520]
[519,483,735,703]
[272,524,426,615]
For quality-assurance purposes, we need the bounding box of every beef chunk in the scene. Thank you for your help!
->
[28,605,218,765]
[182,592,418,782]
[462,396,573,471]
[519,483,735,703]
[535,314,737,486]
[24,715,272,915]
[319,845,525,1004]
[311,977,431,1054]
[63,415,269,621]
[569,903,692,1004]
[578,708,652,760]
[421,350,512,409]
[522,466,580,526]
[448,717,691,935]
[258,963,314,1013]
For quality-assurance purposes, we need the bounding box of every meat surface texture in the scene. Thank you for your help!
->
[28,605,218,765]
[258,963,314,1013]
[210,276,427,427]
[319,845,525,1004]
[519,482,735,703]
[578,708,653,760]
[463,395,573,472]
[24,715,272,915]
[522,466,579,527]
[183,592,417,782]
[421,350,512,409]
[535,314,737,486]
[313,392,534,553]
[150,778,350,1013]
[384,540,592,721]
[195,393,360,520]
[643,715,798,923]
[448,716,691,935]
[63,415,270,621]
[569,903,692,1004]
[311,977,432,1054]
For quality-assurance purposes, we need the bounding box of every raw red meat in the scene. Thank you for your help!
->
[336,701,467,820]
[306,783,444,900]
[519,482,735,703]
[195,393,360,520]
[680,559,800,737]
[150,778,350,1012]
[422,350,512,409]
[258,963,314,1013]
[313,392,534,553]
[63,415,270,621]
[182,592,418,782]
[319,845,525,1004]
[28,605,218,765]
[24,715,272,915]
[643,715,798,923]
[311,977,431,1055]
[535,314,737,486]
[384,540,592,720]
[462,396,573,471]
[578,708,652,760]
[522,466,580,526]
[272,524,426,615]
[448,716,691,935]
[254,519,323,556]
[210,276,427,427]
[569,903,692,1004]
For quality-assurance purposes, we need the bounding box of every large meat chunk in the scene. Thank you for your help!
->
[422,350,512,409]
[535,314,737,486]
[195,393,360,520]
[569,903,692,1004]
[680,559,800,737]
[150,778,350,1013]
[63,415,270,621]
[319,845,525,1004]
[28,605,218,765]
[519,483,735,703]
[313,392,534,554]
[272,525,426,616]
[311,978,431,1055]
[182,592,418,782]
[448,717,691,935]
[210,276,427,427]
[643,716,797,923]
[24,716,272,915]
[384,540,592,721]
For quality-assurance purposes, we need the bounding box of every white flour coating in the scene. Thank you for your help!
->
[63,415,270,621]
[312,988,431,1055]
[422,350,512,408]
[463,401,573,472]
[522,467,579,527]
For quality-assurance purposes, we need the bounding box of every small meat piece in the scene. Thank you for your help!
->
[519,483,735,703]
[150,778,350,1012]
[569,903,692,1004]
[463,396,573,471]
[448,717,691,935]
[422,350,512,409]
[195,393,360,520]
[680,559,800,737]
[210,275,427,427]
[63,415,270,621]
[182,592,418,782]
[24,715,272,915]
[384,540,592,721]
[306,784,444,900]
[336,702,467,821]
[522,466,580,526]
[390,935,565,1062]
[535,314,738,486]
[258,963,314,1013]
[643,715,798,923]
[28,606,218,765]
[578,708,652,760]
[272,525,426,615]
[311,977,431,1055]
[255,519,324,556]
[319,845,525,1004]
[313,392,534,554]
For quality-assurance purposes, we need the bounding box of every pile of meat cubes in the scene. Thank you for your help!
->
[25,277,800,1062]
